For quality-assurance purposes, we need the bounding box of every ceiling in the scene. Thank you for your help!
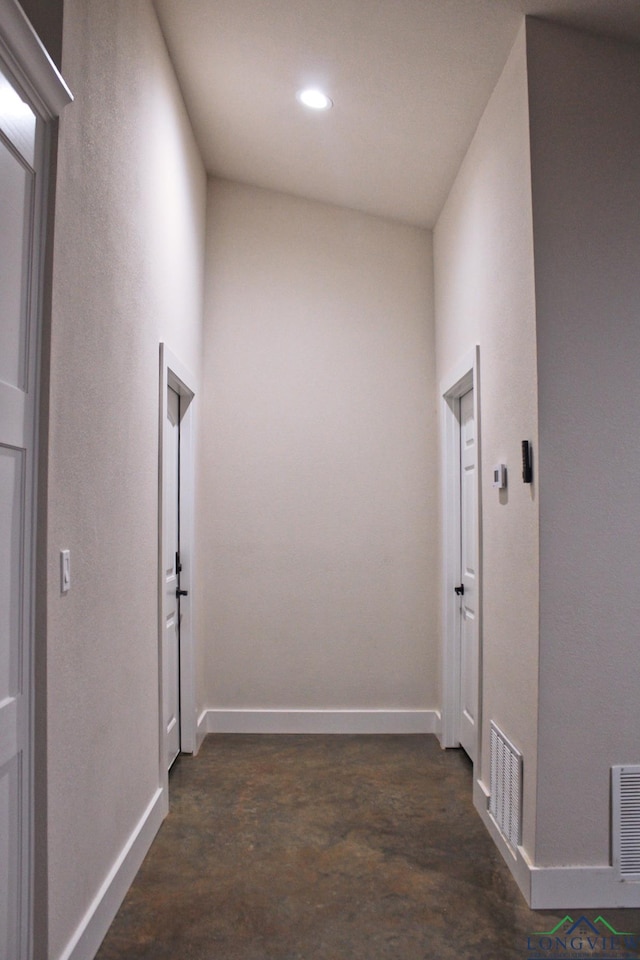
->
[154,0,640,228]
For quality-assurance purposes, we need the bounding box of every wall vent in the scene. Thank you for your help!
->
[489,721,522,851]
[612,765,640,880]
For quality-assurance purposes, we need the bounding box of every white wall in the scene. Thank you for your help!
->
[46,2,205,956]
[199,180,437,717]
[434,27,539,855]
[527,19,640,868]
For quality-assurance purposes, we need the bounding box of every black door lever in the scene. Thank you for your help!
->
[176,588,189,598]
[454,584,465,596]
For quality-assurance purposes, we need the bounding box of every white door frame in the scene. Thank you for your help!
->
[0,7,71,959]
[158,345,197,797]
[439,346,482,756]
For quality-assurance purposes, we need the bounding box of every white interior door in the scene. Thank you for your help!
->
[0,65,38,960]
[458,388,478,760]
[159,347,196,770]
[163,386,181,768]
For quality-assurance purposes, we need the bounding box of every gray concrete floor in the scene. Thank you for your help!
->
[94,735,640,959]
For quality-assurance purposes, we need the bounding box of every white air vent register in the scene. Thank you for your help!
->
[489,721,522,852]
[613,765,640,880]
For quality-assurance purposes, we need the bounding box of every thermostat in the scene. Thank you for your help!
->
[492,464,507,489]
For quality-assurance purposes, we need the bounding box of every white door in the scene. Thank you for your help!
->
[163,387,181,768]
[458,388,478,760]
[0,66,38,960]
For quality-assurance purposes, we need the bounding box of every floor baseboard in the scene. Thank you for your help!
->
[473,776,640,908]
[57,787,165,960]
[199,709,441,735]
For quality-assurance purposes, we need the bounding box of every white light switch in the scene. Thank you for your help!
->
[492,463,507,489]
[60,549,71,593]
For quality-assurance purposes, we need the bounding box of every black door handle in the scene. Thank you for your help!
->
[454,584,465,596]
[176,588,189,598]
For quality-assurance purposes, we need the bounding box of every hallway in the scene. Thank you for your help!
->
[92,734,628,960]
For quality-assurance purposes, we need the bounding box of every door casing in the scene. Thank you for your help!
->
[0,8,71,959]
[158,344,197,799]
[439,346,482,763]
[457,386,478,760]
[164,385,182,769]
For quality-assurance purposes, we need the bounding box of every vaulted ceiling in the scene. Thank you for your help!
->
[154,0,640,227]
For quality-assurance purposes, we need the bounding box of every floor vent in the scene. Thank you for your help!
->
[489,721,522,851]
[612,765,640,880]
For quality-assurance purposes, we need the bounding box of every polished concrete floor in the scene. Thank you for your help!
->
[95,735,640,959]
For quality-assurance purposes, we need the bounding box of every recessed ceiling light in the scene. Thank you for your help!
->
[297,88,333,111]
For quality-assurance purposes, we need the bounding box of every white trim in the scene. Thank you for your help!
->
[55,788,165,960]
[158,346,198,790]
[0,0,72,118]
[439,346,482,755]
[473,778,640,908]
[439,348,478,402]
[168,365,197,756]
[0,14,70,960]
[200,709,441,735]
[196,709,209,753]
[474,776,531,902]
[529,865,640,910]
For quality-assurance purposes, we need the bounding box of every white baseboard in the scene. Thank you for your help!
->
[529,865,640,909]
[473,777,640,908]
[196,708,209,752]
[474,777,532,902]
[57,787,166,960]
[201,709,441,735]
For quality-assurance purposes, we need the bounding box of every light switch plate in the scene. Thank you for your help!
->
[492,463,507,489]
[60,549,70,593]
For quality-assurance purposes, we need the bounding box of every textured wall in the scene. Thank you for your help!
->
[528,19,640,867]
[47,2,205,956]
[199,180,437,713]
[434,27,539,856]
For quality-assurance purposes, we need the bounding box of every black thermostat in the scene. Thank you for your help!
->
[522,440,532,483]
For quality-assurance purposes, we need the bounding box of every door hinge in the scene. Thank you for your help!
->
[176,551,182,574]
